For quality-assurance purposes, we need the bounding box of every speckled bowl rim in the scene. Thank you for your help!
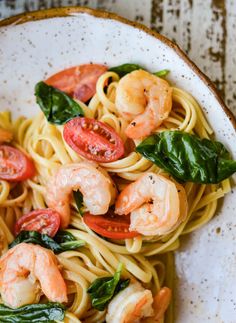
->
[0,6,235,131]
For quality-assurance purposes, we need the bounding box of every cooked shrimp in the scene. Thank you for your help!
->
[115,70,172,139]
[0,243,67,308]
[46,162,116,228]
[152,287,172,321]
[115,172,188,236]
[0,127,13,144]
[142,287,172,323]
[106,282,154,323]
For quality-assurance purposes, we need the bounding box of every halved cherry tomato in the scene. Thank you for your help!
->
[14,208,61,237]
[45,64,107,102]
[63,117,125,163]
[0,145,35,182]
[83,211,139,240]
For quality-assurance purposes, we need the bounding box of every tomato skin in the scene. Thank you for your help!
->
[63,117,125,163]
[14,209,61,237]
[45,64,107,102]
[83,211,139,240]
[0,145,36,182]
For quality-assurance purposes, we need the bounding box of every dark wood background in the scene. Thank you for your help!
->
[0,0,235,115]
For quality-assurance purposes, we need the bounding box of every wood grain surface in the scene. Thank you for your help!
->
[0,0,235,115]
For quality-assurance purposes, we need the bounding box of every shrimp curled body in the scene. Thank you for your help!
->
[0,243,67,308]
[142,287,172,323]
[115,173,188,236]
[115,70,172,139]
[106,282,171,323]
[46,162,116,228]
[106,282,154,323]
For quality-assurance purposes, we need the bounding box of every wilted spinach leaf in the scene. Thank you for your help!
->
[35,81,84,125]
[0,302,65,322]
[136,130,236,184]
[9,230,85,253]
[87,263,130,311]
[153,69,170,77]
[109,63,143,77]
[73,190,84,215]
[109,63,170,78]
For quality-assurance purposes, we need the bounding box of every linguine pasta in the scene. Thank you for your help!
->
[0,71,231,322]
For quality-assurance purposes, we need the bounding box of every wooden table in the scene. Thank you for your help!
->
[0,0,235,115]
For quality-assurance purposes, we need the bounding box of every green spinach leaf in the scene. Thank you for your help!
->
[9,230,85,253]
[54,230,84,251]
[136,130,236,184]
[0,302,65,322]
[109,63,143,77]
[109,63,170,78]
[35,81,84,125]
[153,69,170,77]
[87,263,130,311]
[9,231,44,248]
[73,190,84,215]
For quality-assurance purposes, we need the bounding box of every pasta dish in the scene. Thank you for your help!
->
[0,63,235,323]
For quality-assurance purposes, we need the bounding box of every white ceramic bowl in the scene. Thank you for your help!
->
[0,7,235,322]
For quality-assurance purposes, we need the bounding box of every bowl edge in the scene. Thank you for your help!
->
[0,6,235,131]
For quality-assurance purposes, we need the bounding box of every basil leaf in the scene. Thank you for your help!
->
[9,230,85,254]
[73,190,84,215]
[109,63,143,77]
[136,130,236,184]
[0,302,65,322]
[35,81,84,125]
[87,263,130,311]
[109,63,170,78]
[153,69,170,77]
